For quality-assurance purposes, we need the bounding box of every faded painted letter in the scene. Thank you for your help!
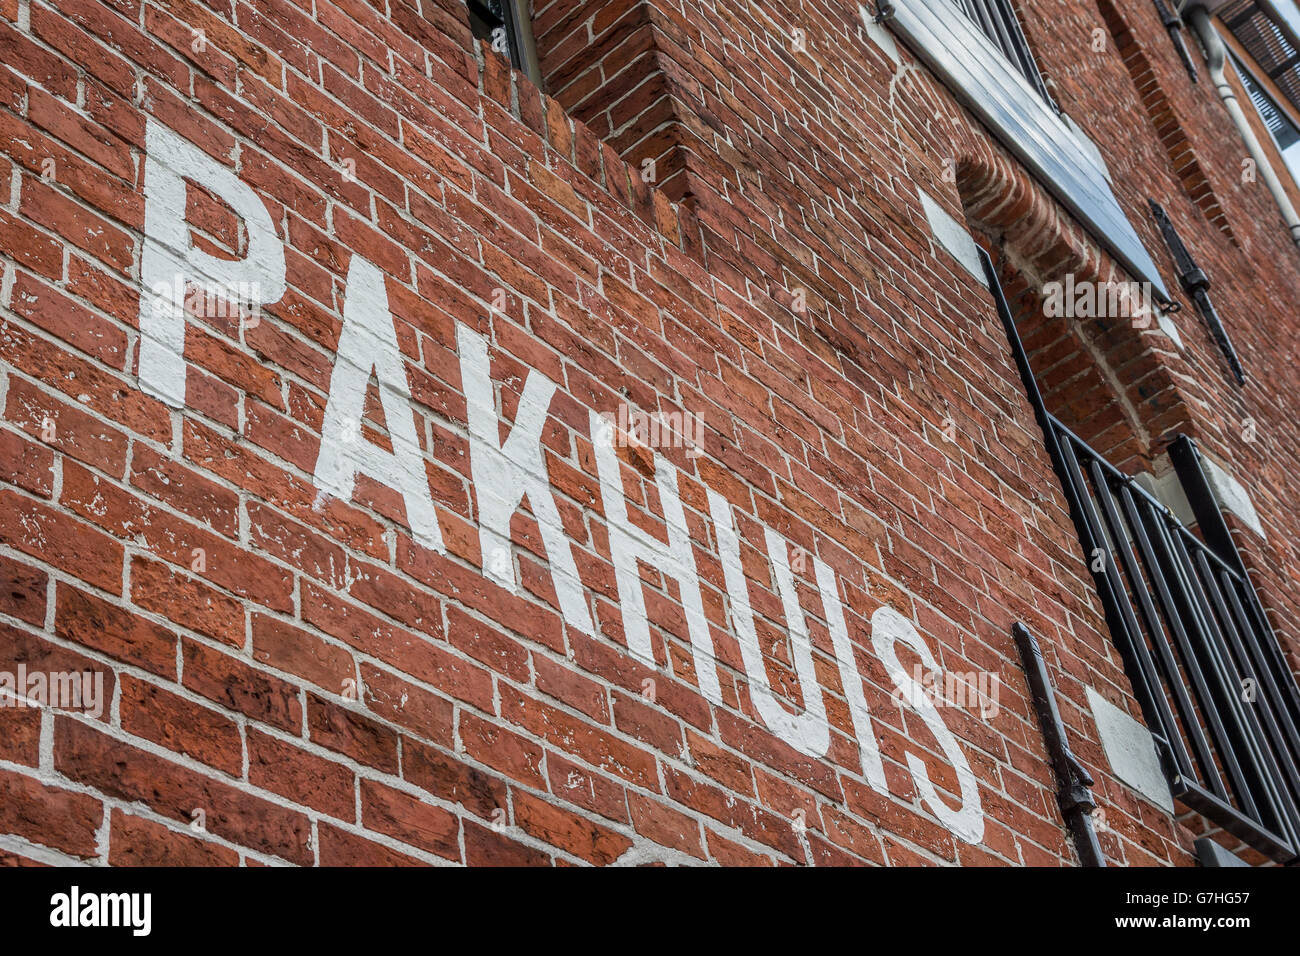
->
[314,255,444,553]
[816,561,889,792]
[457,323,594,635]
[591,411,721,704]
[872,605,984,843]
[137,118,285,407]
[709,491,831,757]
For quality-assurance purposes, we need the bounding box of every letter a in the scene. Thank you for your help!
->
[314,255,444,553]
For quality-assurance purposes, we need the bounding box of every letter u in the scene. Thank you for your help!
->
[709,490,831,757]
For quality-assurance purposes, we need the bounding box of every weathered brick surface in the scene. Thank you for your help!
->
[0,0,1295,866]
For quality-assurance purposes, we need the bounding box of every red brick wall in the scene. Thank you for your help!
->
[1,0,1295,866]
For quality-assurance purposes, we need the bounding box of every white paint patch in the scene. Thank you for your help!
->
[917,189,987,287]
[1087,686,1174,814]
[458,323,594,635]
[1201,454,1266,540]
[858,3,901,65]
[1138,454,1266,540]
[1156,307,1184,348]
[313,254,445,553]
[137,119,285,408]
[1134,468,1197,528]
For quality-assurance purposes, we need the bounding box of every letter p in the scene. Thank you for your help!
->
[138,119,286,408]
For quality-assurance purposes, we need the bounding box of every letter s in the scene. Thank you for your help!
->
[871,605,984,844]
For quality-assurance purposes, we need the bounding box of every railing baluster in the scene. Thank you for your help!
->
[1163,528,1275,824]
[1201,559,1300,847]
[1118,486,1225,795]
[1179,546,1300,846]
[1053,436,1195,775]
[1220,575,1300,754]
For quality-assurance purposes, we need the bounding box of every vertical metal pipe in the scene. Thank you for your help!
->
[1188,4,1300,248]
[1013,623,1107,867]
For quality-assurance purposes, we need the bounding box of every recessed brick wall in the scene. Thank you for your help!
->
[1096,0,1238,244]
[0,0,1296,867]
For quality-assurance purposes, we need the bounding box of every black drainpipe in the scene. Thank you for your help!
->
[1014,623,1108,866]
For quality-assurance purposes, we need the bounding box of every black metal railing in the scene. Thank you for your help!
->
[953,0,1057,108]
[982,247,1300,862]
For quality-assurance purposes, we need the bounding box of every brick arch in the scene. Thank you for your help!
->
[955,156,1192,469]
[887,63,1197,466]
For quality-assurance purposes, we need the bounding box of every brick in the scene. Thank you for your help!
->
[60,463,294,612]
[181,638,303,734]
[0,621,117,721]
[459,711,546,790]
[252,613,355,692]
[0,552,48,626]
[5,377,128,476]
[545,751,630,824]
[0,491,124,593]
[54,582,177,678]
[463,818,551,867]
[535,654,609,723]
[313,821,423,866]
[247,501,347,590]
[119,673,243,777]
[0,770,103,858]
[306,692,400,774]
[0,849,47,867]
[403,737,508,821]
[627,790,704,859]
[358,661,455,745]
[7,271,131,370]
[500,687,657,788]
[55,716,312,864]
[19,178,133,272]
[445,605,531,683]
[247,728,355,820]
[129,444,240,539]
[108,809,240,866]
[359,779,460,860]
[512,788,633,865]
[129,554,245,648]
[0,707,41,767]
[0,428,55,498]
[705,828,776,867]
[0,324,172,442]
[0,20,77,99]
